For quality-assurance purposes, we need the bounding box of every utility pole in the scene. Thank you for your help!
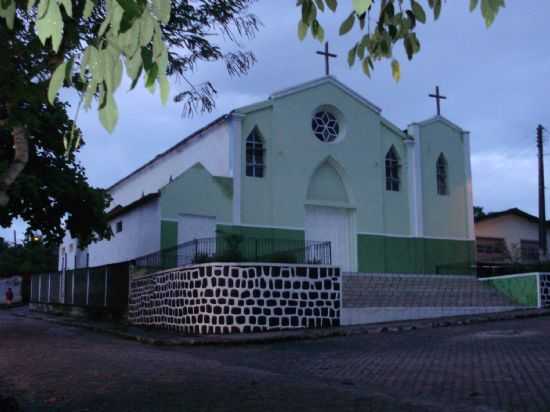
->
[537,124,547,259]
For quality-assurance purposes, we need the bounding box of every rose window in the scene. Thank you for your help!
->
[312,111,340,142]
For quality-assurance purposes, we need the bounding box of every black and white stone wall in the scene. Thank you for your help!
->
[128,263,341,335]
[539,273,550,307]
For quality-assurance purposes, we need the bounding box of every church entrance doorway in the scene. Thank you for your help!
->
[305,205,356,272]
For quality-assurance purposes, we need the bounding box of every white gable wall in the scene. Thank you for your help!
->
[109,120,232,208]
[88,199,161,267]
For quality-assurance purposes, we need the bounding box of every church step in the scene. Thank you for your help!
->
[342,274,521,308]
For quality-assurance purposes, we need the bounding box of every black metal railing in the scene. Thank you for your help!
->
[134,236,332,271]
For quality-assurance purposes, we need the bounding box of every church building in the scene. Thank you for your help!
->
[59,76,475,274]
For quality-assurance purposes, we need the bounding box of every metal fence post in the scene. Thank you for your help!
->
[37,275,41,302]
[86,269,90,305]
[104,267,109,307]
[71,270,75,304]
[48,273,51,303]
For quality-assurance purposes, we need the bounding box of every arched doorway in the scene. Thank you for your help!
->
[305,158,357,272]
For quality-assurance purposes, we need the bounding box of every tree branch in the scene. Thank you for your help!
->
[0,126,29,207]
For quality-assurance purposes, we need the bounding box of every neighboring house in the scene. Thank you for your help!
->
[59,76,475,274]
[475,208,550,264]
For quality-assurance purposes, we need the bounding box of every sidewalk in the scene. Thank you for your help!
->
[10,305,550,346]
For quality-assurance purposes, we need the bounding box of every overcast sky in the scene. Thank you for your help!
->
[2,1,550,242]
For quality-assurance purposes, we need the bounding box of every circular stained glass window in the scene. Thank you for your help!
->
[312,111,340,142]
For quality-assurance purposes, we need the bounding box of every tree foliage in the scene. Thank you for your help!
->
[0,237,58,275]
[296,0,505,80]
[0,0,258,244]
[1,0,259,134]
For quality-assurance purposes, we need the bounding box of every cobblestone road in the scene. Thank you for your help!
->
[2,310,550,412]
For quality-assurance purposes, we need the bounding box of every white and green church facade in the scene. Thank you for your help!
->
[59,76,475,274]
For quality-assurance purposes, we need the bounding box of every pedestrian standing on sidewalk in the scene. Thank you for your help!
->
[5,287,14,305]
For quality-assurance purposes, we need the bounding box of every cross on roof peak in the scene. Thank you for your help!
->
[429,86,447,116]
[316,42,338,76]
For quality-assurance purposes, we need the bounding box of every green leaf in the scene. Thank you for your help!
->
[411,0,426,23]
[0,0,15,29]
[433,0,441,19]
[391,59,400,82]
[325,0,337,12]
[140,13,155,46]
[298,20,307,41]
[152,0,170,24]
[35,0,63,52]
[311,19,324,42]
[480,0,503,27]
[99,93,118,132]
[83,0,94,18]
[352,0,371,16]
[469,0,479,12]
[145,62,158,89]
[362,57,371,77]
[36,0,48,19]
[339,12,354,35]
[58,0,72,17]
[48,61,67,104]
[347,45,357,66]
[314,0,324,12]
[159,75,169,105]
[125,50,142,80]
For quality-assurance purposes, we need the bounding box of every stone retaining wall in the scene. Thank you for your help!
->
[128,263,341,335]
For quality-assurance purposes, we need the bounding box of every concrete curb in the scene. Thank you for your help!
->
[13,307,550,346]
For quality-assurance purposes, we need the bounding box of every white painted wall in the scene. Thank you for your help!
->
[58,199,161,269]
[88,199,161,267]
[177,214,216,244]
[58,234,79,271]
[475,215,550,257]
[108,121,232,209]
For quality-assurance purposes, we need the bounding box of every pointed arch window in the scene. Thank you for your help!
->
[246,127,264,178]
[437,153,448,195]
[385,146,401,192]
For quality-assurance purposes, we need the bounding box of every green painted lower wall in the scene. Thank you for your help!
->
[161,220,178,267]
[161,221,178,249]
[487,275,538,307]
[357,234,476,275]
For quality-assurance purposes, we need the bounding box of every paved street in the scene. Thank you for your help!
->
[1,310,550,411]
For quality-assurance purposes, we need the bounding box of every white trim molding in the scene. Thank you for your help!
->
[230,113,244,225]
[406,124,424,237]
[270,76,382,114]
[462,131,475,241]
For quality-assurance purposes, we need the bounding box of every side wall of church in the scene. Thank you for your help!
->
[88,199,161,267]
[108,120,232,209]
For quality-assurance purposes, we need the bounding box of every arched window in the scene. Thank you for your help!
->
[385,146,400,192]
[437,153,448,195]
[246,127,264,178]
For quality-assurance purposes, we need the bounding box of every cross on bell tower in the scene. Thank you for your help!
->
[316,42,338,76]
[429,86,447,116]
